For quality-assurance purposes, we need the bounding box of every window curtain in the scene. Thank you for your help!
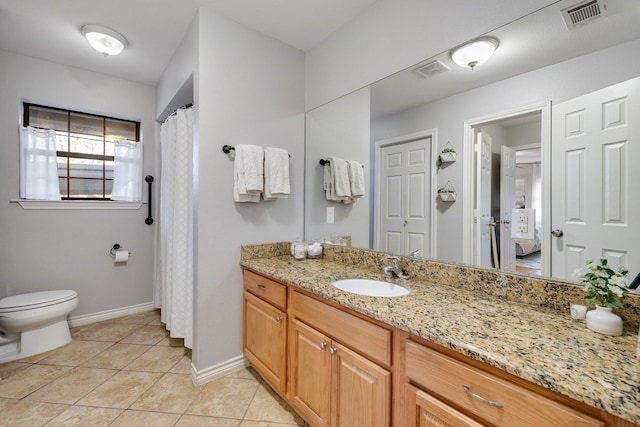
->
[19,126,61,200]
[154,107,194,349]
[112,140,142,201]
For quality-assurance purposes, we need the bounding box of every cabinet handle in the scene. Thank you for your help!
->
[275,316,283,323]
[329,347,337,355]
[257,285,267,291]
[319,342,327,350]
[462,385,504,408]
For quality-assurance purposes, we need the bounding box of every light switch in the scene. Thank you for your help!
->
[327,207,335,224]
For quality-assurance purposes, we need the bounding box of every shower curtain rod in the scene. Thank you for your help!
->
[168,103,193,118]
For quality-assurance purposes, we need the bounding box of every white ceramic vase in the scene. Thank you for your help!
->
[585,306,623,336]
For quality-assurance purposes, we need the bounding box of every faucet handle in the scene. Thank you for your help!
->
[385,255,400,267]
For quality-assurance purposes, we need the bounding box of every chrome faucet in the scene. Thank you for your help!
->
[384,255,409,279]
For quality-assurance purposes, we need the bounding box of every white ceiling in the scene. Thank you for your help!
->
[0,0,377,86]
[370,0,640,119]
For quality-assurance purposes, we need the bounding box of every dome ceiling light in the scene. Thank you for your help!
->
[450,37,499,70]
[81,25,128,56]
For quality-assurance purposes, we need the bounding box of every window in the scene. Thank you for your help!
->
[23,103,141,200]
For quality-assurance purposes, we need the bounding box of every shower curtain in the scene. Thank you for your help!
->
[154,107,194,348]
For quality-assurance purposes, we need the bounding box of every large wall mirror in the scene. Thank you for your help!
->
[305,0,640,284]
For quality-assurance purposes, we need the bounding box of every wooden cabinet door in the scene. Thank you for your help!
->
[290,319,331,427]
[243,291,286,393]
[410,385,485,427]
[331,341,391,427]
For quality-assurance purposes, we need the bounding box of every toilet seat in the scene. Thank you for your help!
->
[0,290,78,313]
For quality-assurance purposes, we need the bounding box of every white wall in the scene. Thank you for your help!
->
[305,0,557,111]
[0,50,157,316]
[371,39,640,263]
[191,8,305,372]
[305,87,370,247]
[156,15,198,121]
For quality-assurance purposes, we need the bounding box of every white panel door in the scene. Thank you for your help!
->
[551,77,640,279]
[500,145,517,272]
[379,138,432,256]
[475,131,493,267]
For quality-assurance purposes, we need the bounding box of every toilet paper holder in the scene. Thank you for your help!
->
[110,244,132,258]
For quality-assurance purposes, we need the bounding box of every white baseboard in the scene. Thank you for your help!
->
[191,355,250,386]
[68,302,156,328]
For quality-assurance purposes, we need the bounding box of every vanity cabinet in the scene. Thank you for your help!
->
[289,290,391,427]
[403,339,605,427]
[243,270,287,394]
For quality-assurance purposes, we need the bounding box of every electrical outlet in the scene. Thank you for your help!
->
[511,208,535,239]
[327,207,335,224]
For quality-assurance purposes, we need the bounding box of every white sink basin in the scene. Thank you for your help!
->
[332,279,409,297]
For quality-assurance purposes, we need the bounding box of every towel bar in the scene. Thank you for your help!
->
[320,159,364,167]
[222,145,290,157]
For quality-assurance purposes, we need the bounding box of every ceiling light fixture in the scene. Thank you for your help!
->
[81,25,128,56]
[450,37,499,70]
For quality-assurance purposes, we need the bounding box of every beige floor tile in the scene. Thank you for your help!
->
[240,422,305,427]
[75,370,162,409]
[124,345,187,372]
[0,397,17,412]
[114,310,161,325]
[0,364,72,399]
[120,325,168,345]
[26,367,116,404]
[130,373,201,414]
[169,354,193,374]
[44,405,122,426]
[0,400,68,427]
[187,376,260,419]
[109,409,181,427]
[93,323,144,342]
[82,343,151,369]
[176,415,242,426]
[0,361,31,379]
[228,367,262,381]
[18,352,51,364]
[244,384,304,425]
[69,320,116,340]
[37,340,112,366]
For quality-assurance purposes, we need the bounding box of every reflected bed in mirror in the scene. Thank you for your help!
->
[304,0,640,285]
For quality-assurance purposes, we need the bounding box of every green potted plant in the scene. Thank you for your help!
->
[437,181,456,202]
[573,258,629,336]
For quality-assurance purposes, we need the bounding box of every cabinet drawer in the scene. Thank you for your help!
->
[244,269,287,310]
[291,290,391,367]
[405,341,604,427]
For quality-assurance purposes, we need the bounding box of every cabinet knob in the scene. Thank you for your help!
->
[275,316,283,323]
[319,342,327,350]
[329,347,337,355]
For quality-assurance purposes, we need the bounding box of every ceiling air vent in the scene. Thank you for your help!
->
[561,0,606,30]
[413,60,449,79]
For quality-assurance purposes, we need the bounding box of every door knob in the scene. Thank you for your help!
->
[551,229,564,237]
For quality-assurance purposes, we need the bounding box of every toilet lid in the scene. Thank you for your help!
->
[0,290,77,312]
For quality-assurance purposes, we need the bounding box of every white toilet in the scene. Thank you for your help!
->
[0,290,78,363]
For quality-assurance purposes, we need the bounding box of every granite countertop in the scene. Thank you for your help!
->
[240,250,639,425]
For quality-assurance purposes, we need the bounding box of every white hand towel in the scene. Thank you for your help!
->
[324,157,354,203]
[264,147,290,200]
[331,157,351,198]
[234,144,263,203]
[347,160,365,198]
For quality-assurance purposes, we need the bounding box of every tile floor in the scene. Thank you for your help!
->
[0,310,307,427]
